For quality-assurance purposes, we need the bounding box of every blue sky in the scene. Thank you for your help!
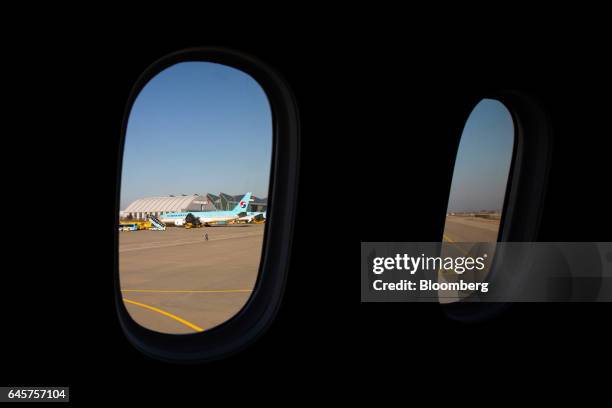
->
[447,99,514,212]
[120,62,272,210]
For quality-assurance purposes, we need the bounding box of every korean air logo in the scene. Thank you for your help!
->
[240,201,247,209]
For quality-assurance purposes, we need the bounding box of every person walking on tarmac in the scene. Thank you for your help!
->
[204,232,209,241]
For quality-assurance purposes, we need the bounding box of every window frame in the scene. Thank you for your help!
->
[443,90,552,321]
[114,47,300,362]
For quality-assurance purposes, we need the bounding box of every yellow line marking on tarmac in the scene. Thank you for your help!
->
[452,245,469,256]
[443,234,470,256]
[123,298,204,332]
[122,289,253,294]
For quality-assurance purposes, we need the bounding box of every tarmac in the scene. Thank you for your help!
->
[443,216,500,243]
[119,224,265,334]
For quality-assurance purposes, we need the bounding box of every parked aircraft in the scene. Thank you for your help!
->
[160,192,252,226]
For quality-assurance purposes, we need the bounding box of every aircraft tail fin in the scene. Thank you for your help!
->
[232,192,253,213]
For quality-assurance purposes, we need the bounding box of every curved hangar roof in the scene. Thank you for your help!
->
[124,195,210,213]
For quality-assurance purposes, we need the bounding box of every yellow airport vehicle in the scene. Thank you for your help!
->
[118,223,138,231]
[184,222,203,229]
[183,213,203,229]
[119,220,153,230]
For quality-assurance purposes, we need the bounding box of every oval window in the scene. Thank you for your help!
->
[440,98,515,301]
[119,62,272,334]
[444,98,514,242]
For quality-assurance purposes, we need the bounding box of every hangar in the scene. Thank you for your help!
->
[120,193,267,220]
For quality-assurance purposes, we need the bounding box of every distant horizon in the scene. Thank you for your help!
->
[447,209,501,213]
[447,204,505,212]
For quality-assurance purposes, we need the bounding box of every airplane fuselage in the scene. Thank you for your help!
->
[158,192,253,226]
[160,211,240,226]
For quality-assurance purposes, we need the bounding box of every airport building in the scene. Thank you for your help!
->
[120,193,267,220]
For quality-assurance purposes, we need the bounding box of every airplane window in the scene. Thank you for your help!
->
[119,62,271,334]
[440,99,514,298]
